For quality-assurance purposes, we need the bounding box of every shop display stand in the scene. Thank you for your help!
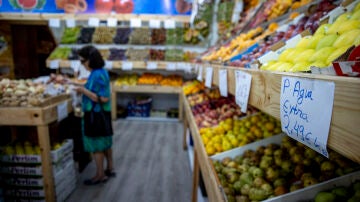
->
[0,96,72,202]
[111,84,183,121]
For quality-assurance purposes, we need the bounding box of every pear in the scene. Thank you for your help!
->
[306,35,324,49]
[333,29,360,48]
[326,46,351,64]
[351,10,360,20]
[293,49,315,63]
[316,35,338,50]
[309,47,335,63]
[314,24,331,37]
[337,20,360,34]
[314,192,336,202]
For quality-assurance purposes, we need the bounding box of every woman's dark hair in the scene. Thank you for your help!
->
[78,45,105,69]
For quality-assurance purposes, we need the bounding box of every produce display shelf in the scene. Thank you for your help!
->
[46,60,196,71]
[198,64,360,164]
[111,84,183,121]
[56,44,208,53]
[0,13,191,22]
[182,91,224,202]
[0,94,73,202]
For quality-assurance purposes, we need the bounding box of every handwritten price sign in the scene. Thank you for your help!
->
[280,77,335,158]
[235,70,252,113]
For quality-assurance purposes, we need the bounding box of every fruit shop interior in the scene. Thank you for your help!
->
[0,0,360,202]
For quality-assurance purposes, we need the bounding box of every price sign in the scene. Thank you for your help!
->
[176,62,185,70]
[164,20,176,29]
[149,20,161,28]
[88,17,100,27]
[280,77,335,158]
[219,69,228,97]
[205,67,213,88]
[122,61,133,70]
[49,19,60,28]
[197,65,203,81]
[65,19,76,28]
[146,62,157,70]
[166,63,176,71]
[49,60,60,69]
[105,61,113,70]
[130,19,142,28]
[235,70,252,113]
[107,18,118,27]
[184,63,192,73]
[57,101,68,122]
[70,60,81,71]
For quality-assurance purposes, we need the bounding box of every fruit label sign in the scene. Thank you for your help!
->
[49,60,60,69]
[107,18,118,27]
[205,67,213,88]
[149,20,161,28]
[49,18,60,28]
[235,70,251,113]
[280,77,335,158]
[122,61,133,70]
[105,61,113,70]
[57,101,68,122]
[65,19,76,28]
[130,19,142,28]
[88,18,100,27]
[197,65,203,81]
[219,69,228,97]
[166,63,176,71]
[164,20,176,29]
[146,62,157,70]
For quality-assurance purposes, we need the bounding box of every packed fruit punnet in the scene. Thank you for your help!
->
[201,112,281,155]
[114,74,138,86]
[212,136,359,202]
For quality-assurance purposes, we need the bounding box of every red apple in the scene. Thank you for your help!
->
[95,0,113,13]
[114,0,134,13]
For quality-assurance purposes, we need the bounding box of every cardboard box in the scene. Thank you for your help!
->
[1,139,74,164]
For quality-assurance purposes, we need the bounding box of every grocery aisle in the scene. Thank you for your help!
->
[66,120,192,202]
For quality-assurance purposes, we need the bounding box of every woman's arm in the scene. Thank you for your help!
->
[75,86,109,103]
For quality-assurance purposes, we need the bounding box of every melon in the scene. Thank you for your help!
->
[337,20,360,34]
[316,34,338,50]
[326,46,351,64]
[296,36,313,48]
[308,47,335,63]
[293,49,315,63]
[306,35,324,49]
[290,62,311,72]
[333,29,360,48]
[314,24,331,36]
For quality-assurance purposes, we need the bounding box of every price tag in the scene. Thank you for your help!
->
[219,69,228,97]
[130,19,142,28]
[190,2,198,24]
[122,61,133,70]
[49,60,60,69]
[107,18,118,27]
[166,63,176,71]
[280,77,335,158]
[149,20,161,28]
[164,20,176,29]
[105,61,113,70]
[49,19,60,28]
[176,62,185,70]
[65,19,76,28]
[70,60,81,71]
[205,67,213,88]
[146,62,157,70]
[258,51,278,65]
[320,66,337,76]
[57,101,68,122]
[184,63,192,73]
[328,7,345,24]
[235,70,252,113]
[197,65,203,81]
[88,17,100,27]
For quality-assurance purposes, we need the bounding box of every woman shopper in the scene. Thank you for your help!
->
[75,45,116,185]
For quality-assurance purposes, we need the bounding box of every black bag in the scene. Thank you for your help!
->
[84,96,113,137]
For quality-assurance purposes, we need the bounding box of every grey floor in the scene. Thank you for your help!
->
[66,120,192,202]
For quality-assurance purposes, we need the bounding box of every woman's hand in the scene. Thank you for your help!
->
[74,86,85,94]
